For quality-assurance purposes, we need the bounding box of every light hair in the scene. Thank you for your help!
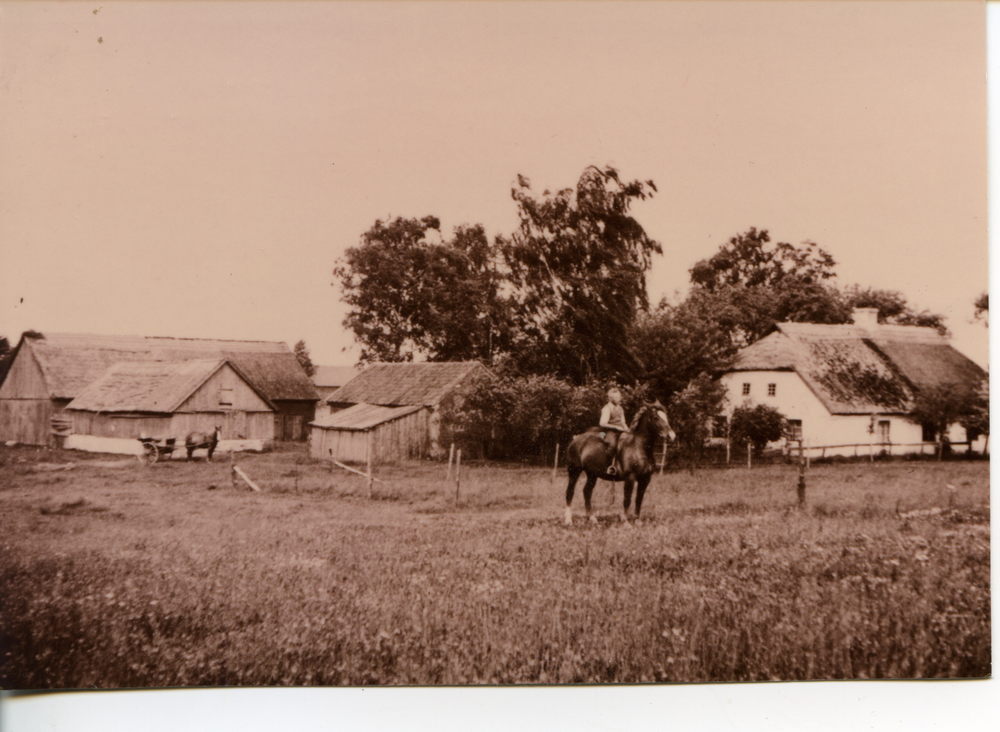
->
[607,386,621,397]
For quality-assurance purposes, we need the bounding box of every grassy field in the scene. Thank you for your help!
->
[0,443,989,687]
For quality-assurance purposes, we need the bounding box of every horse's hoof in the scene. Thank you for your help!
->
[563,507,573,526]
[634,518,643,528]
[588,514,598,525]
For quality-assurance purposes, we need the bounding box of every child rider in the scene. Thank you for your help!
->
[599,386,629,475]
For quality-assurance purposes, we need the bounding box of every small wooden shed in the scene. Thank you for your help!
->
[66,359,275,443]
[309,403,428,463]
[314,361,491,462]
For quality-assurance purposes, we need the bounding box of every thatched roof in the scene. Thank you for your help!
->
[311,403,425,431]
[21,333,318,402]
[325,361,491,408]
[67,359,273,414]
[727,322,986,415]
[312,365,360,389]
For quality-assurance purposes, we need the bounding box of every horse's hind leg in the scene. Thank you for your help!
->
[582,474,600,523]
[565,467,582,525]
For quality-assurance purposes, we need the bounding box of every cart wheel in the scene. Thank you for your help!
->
[143,442,159,465]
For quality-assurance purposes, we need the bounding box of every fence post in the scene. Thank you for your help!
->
[455,448,462,505]
[797,439,806,507]
[551,442,560,487]
[726,437,731,465]
[447,443,455,481]
[659,438,667,475]
[366,430,374,499]
[231,448,236,489]
[747,442,752,469]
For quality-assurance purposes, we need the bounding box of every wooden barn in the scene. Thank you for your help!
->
[718,308,988,456]
[311,361,490,463]
[0,332,317,446]
[65,359,275,448]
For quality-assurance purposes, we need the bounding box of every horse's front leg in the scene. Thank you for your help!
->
[622,476,635,523]
[582,474,600,523]
[634,474,652,523]
[565,466,582,525]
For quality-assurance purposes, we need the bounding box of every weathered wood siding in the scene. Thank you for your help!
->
[0,399,54,445]
[0,343,49,400]
[310,408,430,464]
[0,343,54,444]
[273,400,316,442]
[179,364,272,413]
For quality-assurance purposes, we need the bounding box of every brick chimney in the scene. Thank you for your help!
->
[851,307,880,329]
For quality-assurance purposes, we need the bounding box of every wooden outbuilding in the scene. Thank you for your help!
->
[0,332,317,445]
[66,359,275,445]
[309,403,428,463]
[311,361,490,463]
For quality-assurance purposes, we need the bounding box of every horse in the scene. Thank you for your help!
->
[564,401,674,525]
[185,425,221,461]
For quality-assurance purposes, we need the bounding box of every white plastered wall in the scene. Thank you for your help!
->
[717,370,968,457]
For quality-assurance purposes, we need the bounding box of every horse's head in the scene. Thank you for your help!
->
[648,400,676,443]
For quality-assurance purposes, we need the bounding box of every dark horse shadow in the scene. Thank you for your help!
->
[564,402,674,525]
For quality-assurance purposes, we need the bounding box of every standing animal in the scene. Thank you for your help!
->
[185,425,221,461]
[564,401,674,525]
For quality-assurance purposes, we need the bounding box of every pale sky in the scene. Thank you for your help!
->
[0,1,990,368]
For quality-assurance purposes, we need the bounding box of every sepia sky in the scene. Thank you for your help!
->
[0,1,989,367]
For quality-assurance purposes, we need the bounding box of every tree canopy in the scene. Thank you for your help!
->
[499,166,661,384]
[334,217,510,364]
[293,340,315,378]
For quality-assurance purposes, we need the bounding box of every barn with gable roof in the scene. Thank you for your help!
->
[0,332,317,446]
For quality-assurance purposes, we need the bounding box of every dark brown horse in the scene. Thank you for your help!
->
[185,425,221,461]
[564,401,674,525]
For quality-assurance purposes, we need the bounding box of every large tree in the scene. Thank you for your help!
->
[500,166,661,384]
[685,228,847,347]
[334,217,510,364]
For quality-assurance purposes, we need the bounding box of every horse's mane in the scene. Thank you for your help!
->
[629,403,652,431]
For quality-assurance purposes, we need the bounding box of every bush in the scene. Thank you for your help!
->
[442,373,651,461]
[729,403,786,457]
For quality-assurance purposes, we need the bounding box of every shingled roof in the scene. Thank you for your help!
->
[20,333,318,402]
[325,361,490,407]
[311,402,425,431]
[66,359,273,414]
[727,321,986,415]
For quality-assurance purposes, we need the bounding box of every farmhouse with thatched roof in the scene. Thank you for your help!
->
[0,332,317,446]
[310,361,491,463]
[718,308,988,456]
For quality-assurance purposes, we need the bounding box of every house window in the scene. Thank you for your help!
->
[878,420,890,443]
[921,422,936,442]
[742,383,750,396]
[767,383,776,397]
[786,419,802,441]
[219,388,233,407]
